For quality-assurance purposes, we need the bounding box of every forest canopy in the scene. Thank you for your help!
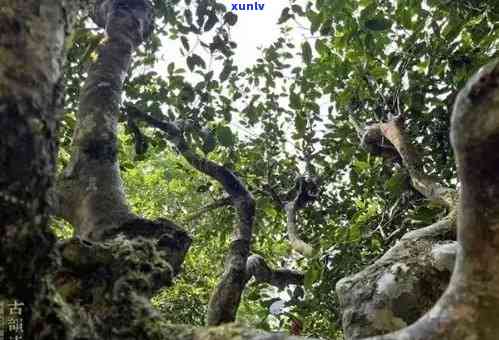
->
[1,1,499,339]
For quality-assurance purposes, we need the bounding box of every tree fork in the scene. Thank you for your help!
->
[126,105,306,326]
[339,109,459,337]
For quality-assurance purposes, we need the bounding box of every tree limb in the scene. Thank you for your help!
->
[284,177,318,257]
[361,118,455,208]
[247,254,304,289]
[379,118,455,208]
[56,0,156,240]
[337,214,456,338]
[182,196,232,223]
[126,105,256,326]
[127,106,309,324]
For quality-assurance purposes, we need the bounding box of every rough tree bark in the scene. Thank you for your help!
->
[51,5,193,326]
[337,114,458,338]
[49,0,193,338]
[0,1,80,338]
[1,1,190,339]
[56,0,159,241]
[337,216,457,338]
[339,60,499,340]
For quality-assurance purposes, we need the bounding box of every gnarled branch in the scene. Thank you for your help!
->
[56,0,156,241]
[247,254,304,289]
[125,105,256,326]
[360,118,455,208]
[127,106,308,325]
[336,214,456,338]
[284,177,319,257]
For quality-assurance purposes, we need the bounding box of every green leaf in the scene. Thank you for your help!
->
[181,36,190,51]
[186,54,206,71]
[301,41,312,64]
[291,4,304,16]
[349,223,361,241]
[216,126,235,147]
[308,11,321,33]
[365,17,392,31]
[289,92,301,109]
[315,39,328,54]
[224,12,238,26]
[319,17,333,35]
[200,128,216,154]
[304,266,320,289]
[167,62,175,75]
[384,172,406,196]
[204,13,218,31]
[184,8,193,25]
[353,160,369,173]
[294,115,306,137]
[278,7,293,24]
[219,60,232,82]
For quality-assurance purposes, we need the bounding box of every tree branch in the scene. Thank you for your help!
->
[127,106,309,324]
[362,60,499,339]
[337,214,457,338]
[284,177,319,257]
[56,0,156,240]
[380,118,455,207]
[182,196,232,223]
[361,118,455,208]
[126,105,256,326]
[246,255,304,289]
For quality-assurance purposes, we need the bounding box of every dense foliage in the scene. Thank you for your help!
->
[53,1,499,338]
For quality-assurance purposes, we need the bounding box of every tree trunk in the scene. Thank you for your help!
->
[57,0,155,241]
[0,1,79,338]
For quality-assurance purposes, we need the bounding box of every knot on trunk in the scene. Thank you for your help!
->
[56,218,191,305]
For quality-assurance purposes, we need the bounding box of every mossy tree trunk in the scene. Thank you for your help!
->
[0,1,79,338]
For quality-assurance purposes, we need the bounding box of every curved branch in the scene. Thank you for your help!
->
[246,255,304,289]
[56,0,155,240]
[126,105,256,326]
[284,177,318,256]
[361,119,455,208]
[378,118,455,208]
[286,201,313,256]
